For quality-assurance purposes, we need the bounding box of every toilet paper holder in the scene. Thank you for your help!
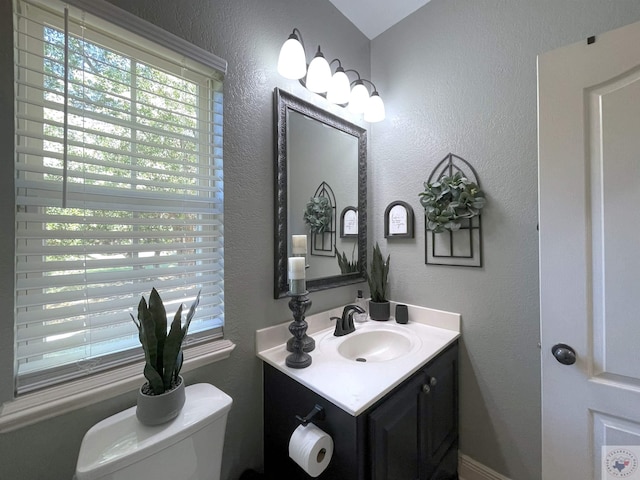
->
[295,404,325,426]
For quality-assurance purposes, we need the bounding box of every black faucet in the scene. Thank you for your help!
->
[331,305,365,336]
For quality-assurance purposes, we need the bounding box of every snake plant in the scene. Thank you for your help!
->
[335,245,360,274]
[131,288,200,395]
[366,243,390,303]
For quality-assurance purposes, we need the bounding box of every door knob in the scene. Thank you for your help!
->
[551,343,576,365]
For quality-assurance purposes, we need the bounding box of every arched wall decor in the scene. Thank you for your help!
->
[424,153,484,267]
[340,206,358,238]
[384,200,414,238]
[310,181,336,257]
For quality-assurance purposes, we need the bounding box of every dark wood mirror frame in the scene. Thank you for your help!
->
[274,88,367,299]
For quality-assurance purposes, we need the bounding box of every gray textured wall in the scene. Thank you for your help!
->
[370,1,640,479]
[0,1,369,479]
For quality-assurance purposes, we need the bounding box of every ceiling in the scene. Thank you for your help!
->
[328,0,431,39]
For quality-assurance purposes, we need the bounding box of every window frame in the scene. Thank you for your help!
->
[1,0,233,432]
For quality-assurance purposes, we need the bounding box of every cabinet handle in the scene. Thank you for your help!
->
[429,377,437,387]
[422,384,431,394]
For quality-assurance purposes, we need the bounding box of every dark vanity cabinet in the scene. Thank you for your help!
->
[263,341,458,480]
[368,342,458,479]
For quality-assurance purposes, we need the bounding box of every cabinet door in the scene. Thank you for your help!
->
[368,372,426,480]
[421,344,458,479]
[368,343,459,480]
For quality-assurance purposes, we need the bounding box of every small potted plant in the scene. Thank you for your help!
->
[366,243,391,321]
[419,172,486,233]
[131,288,200,425]
[303,196,333,234]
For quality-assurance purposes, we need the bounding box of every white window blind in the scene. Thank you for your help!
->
[14,0,225,394]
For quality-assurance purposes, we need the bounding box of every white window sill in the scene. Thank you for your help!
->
[0,339,235,433]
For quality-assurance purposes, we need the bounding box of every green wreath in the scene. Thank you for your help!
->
[419,172,486,233]
[304,197,333,234]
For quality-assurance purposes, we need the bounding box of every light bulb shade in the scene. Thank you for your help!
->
[364,92,386,122]
[326,69,351,104]
[305,50,331,93]
[348,82,370,114]
[277,36,307,80]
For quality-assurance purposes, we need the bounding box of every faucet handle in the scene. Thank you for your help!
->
[330,316,344,337]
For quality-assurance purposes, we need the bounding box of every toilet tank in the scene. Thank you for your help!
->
[75,383,233,480]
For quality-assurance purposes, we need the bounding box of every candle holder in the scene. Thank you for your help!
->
[285,291,313,369]
[286,291,315,354]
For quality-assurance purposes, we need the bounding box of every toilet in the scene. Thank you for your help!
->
[75,383,232,480]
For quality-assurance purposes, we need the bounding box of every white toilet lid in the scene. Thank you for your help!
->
[75,383,232,480]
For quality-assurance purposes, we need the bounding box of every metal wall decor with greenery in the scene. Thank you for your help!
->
[420,153,486,267]
[305,181,336,257]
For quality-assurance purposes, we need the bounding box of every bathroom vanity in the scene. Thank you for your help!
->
[257,303,460,479]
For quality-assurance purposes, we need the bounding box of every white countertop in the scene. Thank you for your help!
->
[256,302,460,416]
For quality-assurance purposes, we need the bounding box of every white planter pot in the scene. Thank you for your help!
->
[136,375,186,426]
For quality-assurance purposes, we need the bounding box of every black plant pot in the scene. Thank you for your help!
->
[369,300,390,321]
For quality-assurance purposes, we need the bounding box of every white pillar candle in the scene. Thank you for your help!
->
[288,257,306,295]
[288,257,306,279]
[292,235,307,255]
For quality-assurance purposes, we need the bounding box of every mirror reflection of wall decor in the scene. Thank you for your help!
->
[420,153,486,267]
[384,201,414,238]
[335,243,360,274]
[307,182,336,257]
[340,206,358,238]
[274,88,367,298]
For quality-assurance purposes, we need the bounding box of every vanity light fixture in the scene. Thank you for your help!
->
[277,28,386,122]
[326,60,351,104]
[345,72,385,122]
[363,83,385,123]
[305,46,332,93]
[277,29,307,80]
[348,77,370,114]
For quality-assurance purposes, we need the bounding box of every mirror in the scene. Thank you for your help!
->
[274,88,367,298]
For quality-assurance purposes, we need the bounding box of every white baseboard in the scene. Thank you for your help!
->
[458,453,512,480]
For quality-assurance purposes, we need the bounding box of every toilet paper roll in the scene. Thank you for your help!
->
[288,423,334,477]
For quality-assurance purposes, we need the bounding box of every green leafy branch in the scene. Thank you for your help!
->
[303,197,333,234]
[419,172,486,233]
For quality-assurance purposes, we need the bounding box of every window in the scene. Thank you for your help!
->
[14,0,225,394]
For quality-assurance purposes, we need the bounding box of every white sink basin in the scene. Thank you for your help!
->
[337,329,413,362]
[257,302,460,415]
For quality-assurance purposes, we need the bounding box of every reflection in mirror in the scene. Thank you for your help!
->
[274,88,367,298]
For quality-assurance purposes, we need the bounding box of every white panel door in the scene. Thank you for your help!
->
[539,21,640,479]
